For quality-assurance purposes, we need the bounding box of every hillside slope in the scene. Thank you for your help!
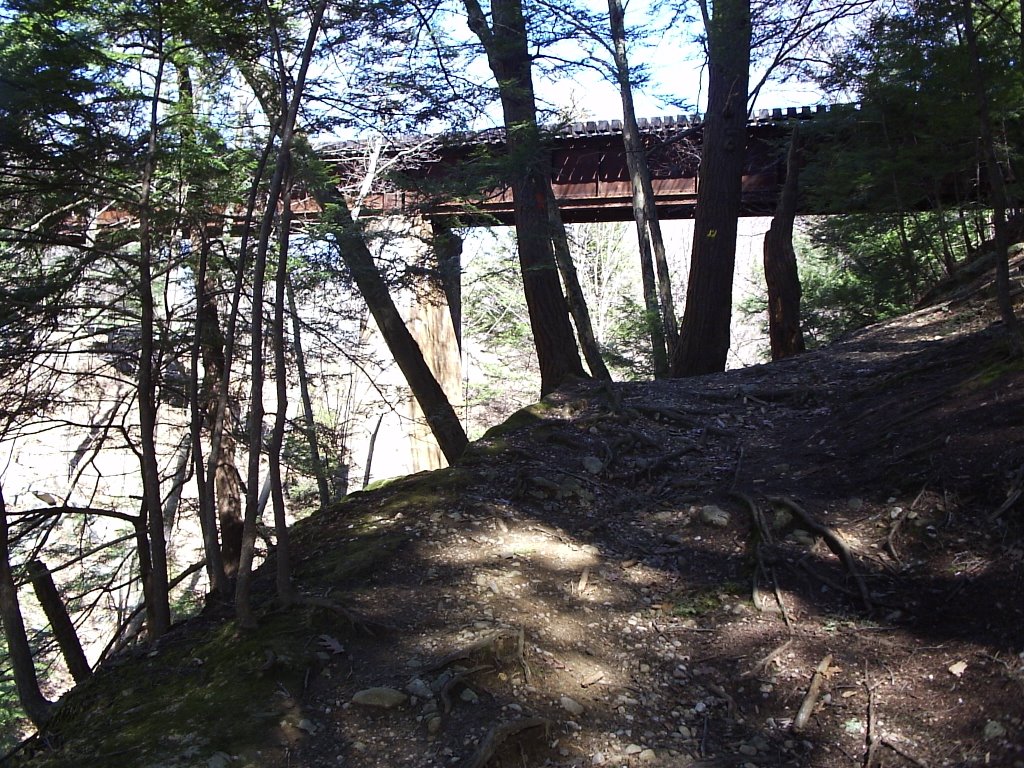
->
[7,278,1024,768]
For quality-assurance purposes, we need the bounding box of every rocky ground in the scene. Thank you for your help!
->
[9,269,1024,768]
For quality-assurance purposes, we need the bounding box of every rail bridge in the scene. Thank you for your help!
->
[315,104,842,224]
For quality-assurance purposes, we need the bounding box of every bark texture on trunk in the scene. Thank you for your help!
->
[28,559,91,683]
[763,126,805,360]
[671,0,751,377]
[465,0,587,396]
[607,0,677,375]
[546,190,612,380]
[0,488,52,727]
[198,272,244,579]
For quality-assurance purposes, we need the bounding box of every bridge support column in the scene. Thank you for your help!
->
[403,217,464,472]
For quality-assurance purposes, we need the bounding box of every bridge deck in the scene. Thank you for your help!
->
[319,105,838,224]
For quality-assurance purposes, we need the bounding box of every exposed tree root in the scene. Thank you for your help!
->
[463,717,550,768]
[439,664,491,714]
[299,595,388,635]
[607,446,697,482]
[770,496,874,613]
[732,492,792,628]
[424,627,532,686]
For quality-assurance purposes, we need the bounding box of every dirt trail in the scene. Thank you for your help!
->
[275,295,1024,768]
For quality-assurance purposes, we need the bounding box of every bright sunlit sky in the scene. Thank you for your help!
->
[451,0,827,130]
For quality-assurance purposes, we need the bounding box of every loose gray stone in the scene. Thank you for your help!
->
[351,687,408,708]
[625,744,643,755]
[406,678,433,698]
[639,748,657,763]
[700,505,730,527]
[984,720,1007,740]
[582,456,604,474]
[561,695,585,716]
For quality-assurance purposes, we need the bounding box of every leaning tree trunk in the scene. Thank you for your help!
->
[763,124,805,360]
[315,190,469,464]
[464,0,588,396]
[27,559,91,684]
[671,0,751,376]
[546,190,612,380]
[0,487,52,727]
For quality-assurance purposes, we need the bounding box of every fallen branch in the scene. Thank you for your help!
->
[885,507,908,565]
[793,653,832,732]
[299,595,386,635]
[424,627,532,686]
[989,463,1024,522]
[880,735,929,767]
[463,717,550,768]
[863,673,879,768]
[746,638,794,678]
[606,446,696,482]
[771,497,873,612]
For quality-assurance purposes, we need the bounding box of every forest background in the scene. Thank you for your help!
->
[0,0,1021,745]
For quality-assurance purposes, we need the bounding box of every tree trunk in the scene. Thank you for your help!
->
[546,190,612,380]
[962,0,1022,352]
[269,173,295,606]
[197,267,243,583]
[314,191,470,464]
[607,0,678,374]
[189,240,228,596]
[671,0,751,376]
[763,124,805,360]
[464,0,588,396]
[286,275,331,508]
[0,487,52,727]
[137,47,171,637]
[27,559,91,684]
[236,0,328,628]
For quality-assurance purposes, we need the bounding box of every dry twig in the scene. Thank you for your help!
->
[794,653,832,732]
